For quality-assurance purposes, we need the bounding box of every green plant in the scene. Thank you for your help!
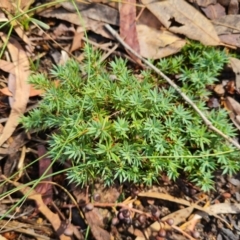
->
[21,43,239,191]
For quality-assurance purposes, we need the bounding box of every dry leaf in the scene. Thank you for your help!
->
[138,191,226,218]
[146,207,194,234]
[207,203,240,214]
[0,34,30,147]
[84,209,111,240]
[137,24,186,59]
[214,83,225,95]
[213,15,240,35]
[2,176,71,240]
[0,235,7,240]
[201,3,225,20]
[229,57,240,91]
[0,87,13,97]
[138,192,192,206]
[120,0,140,62]
[137,8,163,29]
[228,0,239,15]
[225,80,236,94]
[0,60,15,74]
[224,96,240,130]
[188,0,217,7]
[14,25,34,53]
[53,23,74,37]
[218,0,231,6]
[8,73,16,107]
[70,29,84,53]
[142,0,220,45]
[39,5,118,39]
[61,2,119,25]
[34,145,53,205]
[141,0,220,45]
[219,34,240,48]
[0,85,43,97]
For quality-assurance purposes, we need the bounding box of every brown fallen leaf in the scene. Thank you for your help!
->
[189,0,217,7]
[218,0,231,6]
[138,191,228,219]
[1,175,71,240]
[39,4,118,39]
[205,202,240,214]
[137,8,163,29]
[141,0,221,45]
[214,83,225,96]
[3,132,28,179]
[34,145,53,205]
[0,60,15,74]
[84,208,111,240]
[224,96,240,130]
[142,206,194,236]
[0,87,13,97]
[201,3,226,20]
[137,24,186,59]
[120,0,141,63]
[0,34,30,147]
[229,57,240,92]
[218,34,240,48]
[228,0,239,15]
[225,80,235,95]
[0,85,44,97]
[138,191,192,206]
[213,15,240,35]
[70,28,84,53]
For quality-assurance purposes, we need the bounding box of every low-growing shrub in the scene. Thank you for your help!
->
[21,43,239,191]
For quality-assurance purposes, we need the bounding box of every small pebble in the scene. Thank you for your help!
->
[158,229,166,237]
[85,203,94,211]
[192,230,200,238]
[111,217,119,225]
[165,218,174,226]
[138,214,146,224]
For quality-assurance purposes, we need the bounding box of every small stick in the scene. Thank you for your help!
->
[105,24,240,150]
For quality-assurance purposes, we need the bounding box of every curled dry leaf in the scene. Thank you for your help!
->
[141,0,220,45]
[0,34,30,147]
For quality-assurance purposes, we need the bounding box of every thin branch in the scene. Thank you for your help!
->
[104,24,240,150]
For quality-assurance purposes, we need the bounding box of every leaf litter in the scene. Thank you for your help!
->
[2,0,240,240]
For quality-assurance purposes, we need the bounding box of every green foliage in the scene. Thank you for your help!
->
[21,42,240,191]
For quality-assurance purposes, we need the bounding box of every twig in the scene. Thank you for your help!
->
[62,202,153,218]
[104,24,240,150]
[171,225,196,240]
